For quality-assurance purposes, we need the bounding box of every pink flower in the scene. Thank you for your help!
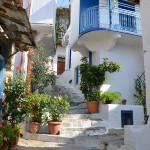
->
[42,62,46,64]
[15,66,20,70]
[31,61,35,65]
[3,137,7,141]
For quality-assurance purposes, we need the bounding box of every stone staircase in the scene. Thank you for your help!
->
[23,79,125,150]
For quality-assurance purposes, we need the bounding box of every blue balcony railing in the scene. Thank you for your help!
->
[80,2,142,36]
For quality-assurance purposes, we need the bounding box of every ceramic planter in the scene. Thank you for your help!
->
[29,122,40,133]
[122,99,127,105]
[48,122,62,135]
[86,101,99,113]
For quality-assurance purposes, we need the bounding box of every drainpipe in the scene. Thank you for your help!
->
[109,0,112,29]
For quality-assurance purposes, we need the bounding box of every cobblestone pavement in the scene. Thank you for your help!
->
[15,138,98,150]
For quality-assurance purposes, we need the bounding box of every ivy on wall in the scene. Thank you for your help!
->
[55,8,70,45]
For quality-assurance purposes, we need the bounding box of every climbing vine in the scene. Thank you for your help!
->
[55,8,70,45]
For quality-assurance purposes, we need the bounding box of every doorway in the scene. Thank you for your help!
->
[57,56,65,75]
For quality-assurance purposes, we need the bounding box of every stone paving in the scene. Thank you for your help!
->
[15,138,99,150]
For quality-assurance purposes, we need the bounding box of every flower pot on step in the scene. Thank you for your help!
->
[48,122,62,135]
[86,101,99,113]
[29,122,40,133]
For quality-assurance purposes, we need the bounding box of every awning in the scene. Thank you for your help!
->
[0,0,35,51]
[127,0,140,4]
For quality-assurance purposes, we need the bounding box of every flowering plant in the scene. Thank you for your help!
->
[26,93,50,123]
[29,44,55,94]
[0,123,16,146]
[0,131,3,146]
[2,69,29,124]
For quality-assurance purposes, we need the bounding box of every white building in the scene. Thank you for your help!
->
[14,0,57,76]
[59,0,144,105]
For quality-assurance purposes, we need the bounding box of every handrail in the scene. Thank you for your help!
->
[80,2,142,36]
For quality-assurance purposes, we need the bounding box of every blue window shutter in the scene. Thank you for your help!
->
[69,49,72,69]
[75,66,79,85]
[89,51,92,64]
[121,110,133,128]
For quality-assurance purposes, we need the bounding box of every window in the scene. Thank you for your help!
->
[121,110,133,128]
[89,51,92,64]
[75,66,79,85]
[69,49,72,69]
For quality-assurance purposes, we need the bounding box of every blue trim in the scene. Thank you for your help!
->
[69,49,72,69]
[89,51,92,64]
[0,56,6,111]
[79,2,141,37]
[75,66,79,85]
[121,110,133,128]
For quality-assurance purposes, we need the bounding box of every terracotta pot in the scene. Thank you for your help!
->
[122,100,127,105]
[0,146,8,150]
[29,122,40,133]
[48,122,62,135]
[86,101,99,113]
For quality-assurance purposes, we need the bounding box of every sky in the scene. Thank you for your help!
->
[57,0,69,7]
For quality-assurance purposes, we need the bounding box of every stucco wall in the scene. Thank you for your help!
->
[100,104,144,128]
[141,0,150,116]
[69,0,80,47]
[100,42,144,105]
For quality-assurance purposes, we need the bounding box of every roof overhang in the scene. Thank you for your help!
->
[0,0,35,51]
[127,0,140,4]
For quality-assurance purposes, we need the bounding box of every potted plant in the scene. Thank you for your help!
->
[79,57,121,113]
[101,91,121,104]
[0,123,16,150]
[46,95,70,135]
[26,93,50,133]
[122,99,127,105]
[2,68,29,124]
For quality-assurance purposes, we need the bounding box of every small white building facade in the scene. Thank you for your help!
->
[60,0,144,105]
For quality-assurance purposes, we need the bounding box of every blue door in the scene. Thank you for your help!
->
[0,55,5,111]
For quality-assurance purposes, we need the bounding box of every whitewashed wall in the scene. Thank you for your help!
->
[69,0,80,47]
[100,42,144,105]
[141,0,150,116]
[100,104,144,128]
[29,0,56,24]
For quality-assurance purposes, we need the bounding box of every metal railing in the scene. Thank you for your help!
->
[80,2,142,36]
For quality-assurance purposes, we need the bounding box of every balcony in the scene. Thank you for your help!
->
[80,1,142,36]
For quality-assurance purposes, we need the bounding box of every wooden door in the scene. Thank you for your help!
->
[57,57,65,75]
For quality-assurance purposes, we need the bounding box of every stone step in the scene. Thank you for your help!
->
[69,103,87,109]
[62,119,103,128]
[60,127,107,137]
[68,108,88,114]
[23,132,103,149]
[65,113,102,120]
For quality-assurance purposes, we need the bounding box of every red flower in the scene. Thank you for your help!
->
[20,103,25,107]
[20,133,23,137]
[13,141,17,145]
[15,66,20,70]
[32,102,36,106]
[25,91,30,96]
[2,99,6,105]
